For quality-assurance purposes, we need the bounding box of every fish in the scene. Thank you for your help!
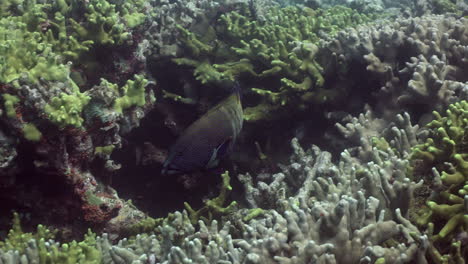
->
[161,82,243,175]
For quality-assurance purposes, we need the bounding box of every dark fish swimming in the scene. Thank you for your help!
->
[161,83,243,175]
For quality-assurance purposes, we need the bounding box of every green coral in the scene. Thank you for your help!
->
[0,0,22,16]
[184,171,238,224]
[94,145,115,156]
[0,0,148,85]
[0,16,71,84]
[432,0,458,14]
[69,1,130,46]
[22,123,42,141]
[173,5,376,122]
[44,91,91,128]
[410,100,468,262]
[0,213,55,253]
[0,213,101,263]
[126,215,164,236]
[112,74,149,113]
[2,94,20,117]
[243,208,265,222]
[0,0,151,130]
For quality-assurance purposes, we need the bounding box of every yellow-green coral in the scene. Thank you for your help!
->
[0,16,71,84]
[0,0,149,85]
[184,171,238,224]
[410,100,468,262]
[112,74,149,113]
[94,145,115,156]
[22,123,42,141]
[0,213,55,253]
[173,5,376,122]
[126,215,164,235]
[44,91,91,128]
[0,213,101,263]
[2,94,20,118]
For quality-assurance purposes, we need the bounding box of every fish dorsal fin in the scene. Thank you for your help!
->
[206,137,232,169]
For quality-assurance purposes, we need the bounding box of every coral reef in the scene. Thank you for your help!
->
[0,110,431,263]
[321,14,468,121]
[0,0,156,235]
[410,100,468,262]
[1,0,468,263]
[171,4,376,122]
[134,0,277,61]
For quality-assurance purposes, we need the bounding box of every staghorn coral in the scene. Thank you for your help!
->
[291,0,465,16]
[234,105,429,262]
[0,106,431,264]
[184,171,238,225]
[2,1,468,264]
[410,100,468,262]
[134,0,279,62]
[322,14,468,121]
[0,16,71,85]
[44,91,91,128]
[0,213,101,264]
[171,4,375,122]
[0,0,156,235]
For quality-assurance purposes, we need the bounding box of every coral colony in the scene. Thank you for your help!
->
[0,0,467,263]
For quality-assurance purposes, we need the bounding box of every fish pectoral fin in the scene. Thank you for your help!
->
[216,136,233,158]
[206,148,220,169]
[206,137,233,169]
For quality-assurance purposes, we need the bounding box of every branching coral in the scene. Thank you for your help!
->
[0,105,430,263]
[172,5,375,122]
[324,14,468,120]
[410,100,468,261]
[2,1,468,264]
[0,213,102,264]
[44,91,91,128]
[0,16,71,85]
[184,171,238,224]
[112,75,150,114]
[0,0,155,235]
[235,107,428,263]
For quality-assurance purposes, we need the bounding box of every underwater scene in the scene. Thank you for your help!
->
[0,0,468,263]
